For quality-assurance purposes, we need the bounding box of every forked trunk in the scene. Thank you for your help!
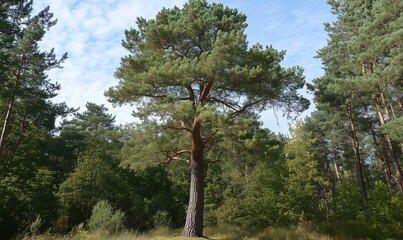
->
[183,119,205,237]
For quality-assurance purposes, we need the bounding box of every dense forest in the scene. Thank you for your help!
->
[0,0,402,239]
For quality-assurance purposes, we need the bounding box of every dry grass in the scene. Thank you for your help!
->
[23,225,337,240]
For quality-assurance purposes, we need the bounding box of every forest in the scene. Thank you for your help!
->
[0,0,402,239]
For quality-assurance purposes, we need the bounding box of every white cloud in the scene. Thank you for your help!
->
[33,0,188,124]
[218,0,334,133]
[33,0,334,133]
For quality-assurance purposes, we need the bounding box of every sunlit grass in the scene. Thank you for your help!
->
[24,222,390,240]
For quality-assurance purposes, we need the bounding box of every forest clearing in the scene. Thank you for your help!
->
[16,224,385,240]
[1,0,402,239]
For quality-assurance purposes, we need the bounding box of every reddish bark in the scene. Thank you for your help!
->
[183,118,205,237]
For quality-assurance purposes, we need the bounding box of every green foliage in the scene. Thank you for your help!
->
[381,116,403,142]
[87,200,126,234]
[29,215,43,236]
[165,161,189,227]
[204,163,228,227]
[214,126,288,229]
[332,180,363,220]
[0,154,58,238]
[55,103,137,230]
[1,0,402,238]
[107,0,308,119]
[281,121,327,222]
[363,182,403,238]
[0,1,69,238]
[56,152,143,231]
[106,1,308,235]
[133,166,179,229]
[152,210,172,228]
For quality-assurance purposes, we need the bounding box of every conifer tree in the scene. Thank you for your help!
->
[313,0,403,201]
[0,0,67,158]
[0,2,68,237]
[106,0,308,236]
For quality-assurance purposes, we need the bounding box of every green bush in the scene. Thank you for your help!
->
[152,210,172,228]
[29,215,42,236]
[87,200,126,234]
[363,181,403,238]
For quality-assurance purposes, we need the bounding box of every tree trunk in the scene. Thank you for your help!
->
[0,59,23,158]
[386,135,403,195]
[324,150,335,206]
[346,104,367,208]
[9,112,28,161]
[183,118,205,237]
[332,149,340,180]
[374,94,403,195]
[0,97,15,158]
[370,129,396,194]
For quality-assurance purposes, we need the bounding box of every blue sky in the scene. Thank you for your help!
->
[32,0,334,134]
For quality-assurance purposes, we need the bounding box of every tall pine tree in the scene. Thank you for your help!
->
[106,0,309,236]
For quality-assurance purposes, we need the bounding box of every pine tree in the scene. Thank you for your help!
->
[0,2,68,237]
[0,0,67,158]
[106,0,309,236]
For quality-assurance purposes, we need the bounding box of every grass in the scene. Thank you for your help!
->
[22,225,338,240]
[21,221,402,240]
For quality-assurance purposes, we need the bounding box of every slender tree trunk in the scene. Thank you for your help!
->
[370,129,396,194]
[346,104,367,208]
[385,135,403,195]
[183,118,205,237]
[0,97,15,158]
[323,150,335,212]
[374,94,403,195]
[332,149,340,180]
[0,59,24,159]
[385,96,403,155]
[9,112,27,161]
[389,103,396,120]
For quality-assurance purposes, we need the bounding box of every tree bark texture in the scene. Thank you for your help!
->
[183,118,205,237]
[346,104,367,208]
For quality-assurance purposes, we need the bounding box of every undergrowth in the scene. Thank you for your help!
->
[20,221,402,240]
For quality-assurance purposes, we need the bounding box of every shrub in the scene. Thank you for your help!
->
[87,200,125,234]
[29,215,42,236]
[152,210,172,228]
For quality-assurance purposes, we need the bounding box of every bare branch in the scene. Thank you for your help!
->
[206,150,226,165]
[209,97,239,111]
[230,98,266,117]
[163,120,192,132]
[158,149,191,165]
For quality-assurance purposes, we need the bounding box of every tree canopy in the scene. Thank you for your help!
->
[106,0,309,236]
[1,0,402,239]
